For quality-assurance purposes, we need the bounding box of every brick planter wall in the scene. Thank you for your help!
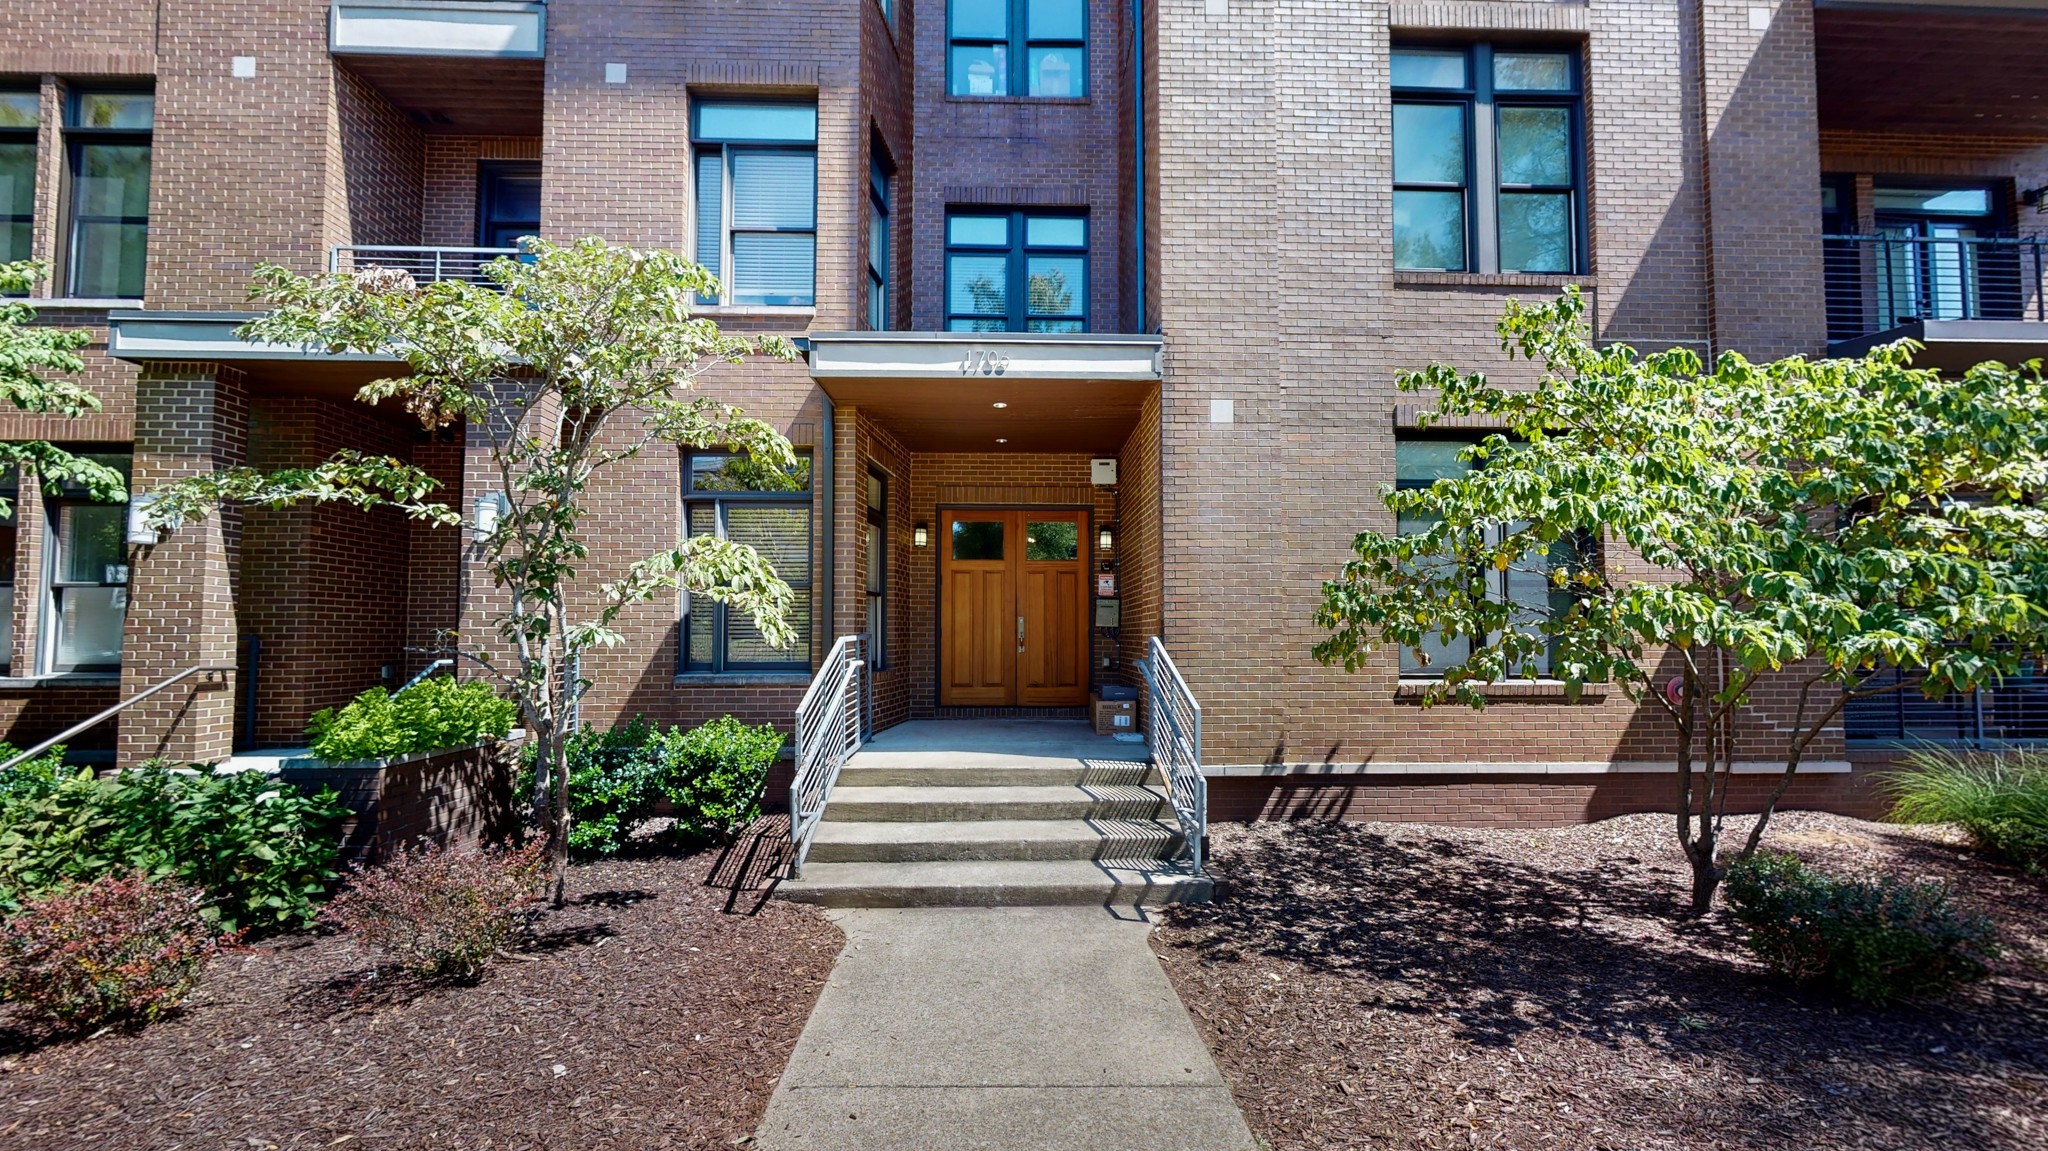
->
[280,740,521,864]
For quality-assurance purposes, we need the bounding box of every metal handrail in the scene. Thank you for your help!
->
[329,244,522,286]
[1140,636,1206,875]
[789,634,869,878]
[0,664,237,772]
[1822,232,2048,344]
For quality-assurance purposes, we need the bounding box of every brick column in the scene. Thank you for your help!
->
[1699,0,1828,359]
[119,363,248,765]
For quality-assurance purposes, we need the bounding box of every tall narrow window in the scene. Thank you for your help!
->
[1391,45,1581,275]
[692,101,818,308]
[0,92,37,271]
[477,161,542,249]
[42,453,130,675]
[864,468,886,669]
[682,450,813,673]
[949,0,1088,98]
[1395,439,1577,677]
[868,155,891,329]
[946,209,1087,332]
[64,91,153,299]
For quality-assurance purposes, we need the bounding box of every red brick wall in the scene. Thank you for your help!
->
[422,136,543,248]
[282,742,520,864]
[329,63,423,250]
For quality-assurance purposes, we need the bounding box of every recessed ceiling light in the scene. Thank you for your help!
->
[996,437,1008,444]
[992,401,1008,408]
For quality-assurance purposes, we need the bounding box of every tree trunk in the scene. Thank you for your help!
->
[1686,824,1722,917]
[549,738,572,908]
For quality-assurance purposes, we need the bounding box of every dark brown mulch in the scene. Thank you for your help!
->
[0,819,842,1151]
[1151,812,2048,1151]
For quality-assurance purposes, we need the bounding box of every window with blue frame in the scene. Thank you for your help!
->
[1392,44,1583,275]
[681,450,814,673]
[868,154,891,329]
[945,209,1087,332]
[0,92,38,272]
[64,91,153,299]
[692,100,817,307]
[949,0,1087,98]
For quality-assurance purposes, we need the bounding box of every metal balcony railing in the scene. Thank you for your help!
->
[330,245,521,287]
[1845,666,2048,749]
[1823,233,2048,345]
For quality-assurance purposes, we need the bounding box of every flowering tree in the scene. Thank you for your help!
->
[1315,289,2048,914]
[146,239,801,902]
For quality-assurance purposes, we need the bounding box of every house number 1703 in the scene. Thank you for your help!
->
[959,348,1010,375]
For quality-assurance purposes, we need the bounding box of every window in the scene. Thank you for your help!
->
[864,469,886,669]
[1396,439,1576,677]
[41,453,130,675]
[64,91,153,299]
[0,92,37,270]
[682,451,813,673]
[949,0,1087,98]
[946,210,1087,332]
[868,155,891,329]
[1391,45,1581,275]
[477,162,541,249]
[692,101,818,308]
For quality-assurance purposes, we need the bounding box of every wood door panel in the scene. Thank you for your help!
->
[944,565,1010,705]
[1019,565,1086,706]
[940,508,1089,708]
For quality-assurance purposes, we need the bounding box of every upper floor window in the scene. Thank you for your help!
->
[477,161,541,249]
[949,0,1087,98]
[868,156,891,329]
[682,450,814,673]
[692,101,817,308]
[64,90,153,299]
[945,210,1087,332]
[0,92,37,270]
[1392,45,1581,275]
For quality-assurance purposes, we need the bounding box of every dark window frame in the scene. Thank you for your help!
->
[864,466,887,670]
[38,451,132,676]
[476,160,542,250]
[868,152,891,329]
[1391,42,1585,275]
[944,208,1089,332]
[948,0,1089,99]
[690,99,820,309]
[680,449,815,674]
[0,90,36,272]
[1393,435,1589,679]
[0,468,17,674]
[61,88,153,300]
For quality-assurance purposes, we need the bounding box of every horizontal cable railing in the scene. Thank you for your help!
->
[1823,232,2048,346]
[330,245,522,287]
[1846,666,2048,749]
[789,634,869,878]
[1140,636,1206,875]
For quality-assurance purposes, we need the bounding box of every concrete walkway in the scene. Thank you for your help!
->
[753,906,1258,1151]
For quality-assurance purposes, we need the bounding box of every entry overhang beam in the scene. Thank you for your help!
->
[807,331,1162,382]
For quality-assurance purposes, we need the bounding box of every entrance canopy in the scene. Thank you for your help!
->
[807,331,1162,453]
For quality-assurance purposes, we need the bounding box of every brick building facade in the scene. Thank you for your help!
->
[0,0,2038,825]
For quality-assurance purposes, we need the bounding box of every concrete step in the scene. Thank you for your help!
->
[805,818,1187,864]
[835,760,1160,788]
[779,859,1213,909]
[823,784,1175,823]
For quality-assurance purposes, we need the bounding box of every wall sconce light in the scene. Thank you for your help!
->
[126,494,165,546]
[1098,523,1115,552]
[474,492,510,536]
[913,523,930,548]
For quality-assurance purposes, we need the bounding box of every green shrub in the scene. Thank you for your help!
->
[0,764,349,935]
[307,675,518,762]
[321,840,546,981]
[555,716,659,856]
[0,870,225,1030]
[0,742,71,821]
[1723,851,2000,1004]
[649,716,784,843]
[1885,746,2048,873]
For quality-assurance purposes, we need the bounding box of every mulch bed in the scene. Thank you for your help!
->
[0,818,843,1150]
[1151,811,2048,1151]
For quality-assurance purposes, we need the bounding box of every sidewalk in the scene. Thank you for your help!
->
[752,906,1259,1151]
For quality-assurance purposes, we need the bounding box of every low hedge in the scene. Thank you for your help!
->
[307,675,518,763]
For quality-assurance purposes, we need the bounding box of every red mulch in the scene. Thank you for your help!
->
[0,819,842,1150]
[1151,811,2048,1151]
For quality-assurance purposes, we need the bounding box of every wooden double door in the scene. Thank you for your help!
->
[939,509,1091,707]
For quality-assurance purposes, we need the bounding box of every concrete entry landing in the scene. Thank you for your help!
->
[778,720,1210,908]
[753,906,1259,1151]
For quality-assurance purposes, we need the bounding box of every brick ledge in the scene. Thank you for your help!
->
[1394,271,1590,290]
[1205,760,1852,778]
[1395,679,1608,700]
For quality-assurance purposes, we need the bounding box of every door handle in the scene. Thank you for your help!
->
[1017,614,1026,653]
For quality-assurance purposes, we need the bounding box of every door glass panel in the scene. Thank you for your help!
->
[951,520,1004,560]
[1025,521,1078,561]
